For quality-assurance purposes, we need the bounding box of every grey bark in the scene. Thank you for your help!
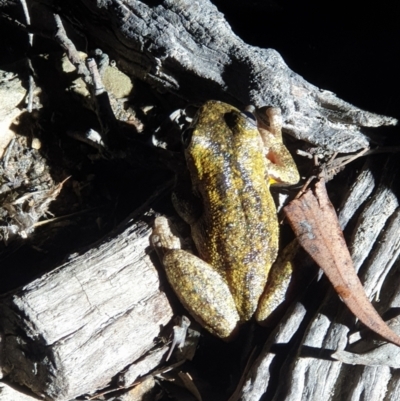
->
[39,0,396,152]
[235,156,400,401]
[0,216,173,400]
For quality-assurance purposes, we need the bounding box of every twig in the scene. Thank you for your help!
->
[323,147,369,179]
[1,137,16,168]
[27,59,34,112]
[67,129,106,151]
[86,359,186,399]
[86,57,119,143]
[52,16,119,145]
[19,0,35,112]
[87,58,105,96]
[53,14,91,84]
[0,11,57,39]
[33,207,102,228]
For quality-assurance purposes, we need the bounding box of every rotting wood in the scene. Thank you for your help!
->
[0,215,173,401]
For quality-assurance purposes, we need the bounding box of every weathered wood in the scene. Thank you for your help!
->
[37,0,396,153]
[0,216,173,400]
[236,156,400,401]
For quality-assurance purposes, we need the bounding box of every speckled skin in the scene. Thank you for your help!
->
[152,101,299,339]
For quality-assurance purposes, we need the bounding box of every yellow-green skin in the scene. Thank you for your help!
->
[155,100,299,339]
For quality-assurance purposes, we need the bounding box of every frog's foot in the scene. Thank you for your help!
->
[264,142,300,186]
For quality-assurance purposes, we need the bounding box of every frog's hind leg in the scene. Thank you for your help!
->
[163,249,240,340]
[151,216,240,340]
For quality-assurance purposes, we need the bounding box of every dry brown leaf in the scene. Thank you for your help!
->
[284,178,400,347]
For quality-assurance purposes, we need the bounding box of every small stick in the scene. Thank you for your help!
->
[86,57,118,141]
[19,0,35,112]
[2,137,16,168]
[53,14,91,83]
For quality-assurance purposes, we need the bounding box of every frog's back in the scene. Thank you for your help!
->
[186,101,279,321]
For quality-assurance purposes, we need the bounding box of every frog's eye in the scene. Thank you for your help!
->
[181,127,193,147]
[223,111,241,130]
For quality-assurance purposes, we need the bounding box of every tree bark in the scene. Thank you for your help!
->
[37,0,396,152]
[0,214,173,400]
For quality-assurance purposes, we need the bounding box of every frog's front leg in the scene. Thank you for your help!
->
[250,106,300,322]
[253,106,300,186]
[151,216,240,340]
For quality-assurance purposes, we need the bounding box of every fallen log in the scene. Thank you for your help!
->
[0,214,173,400]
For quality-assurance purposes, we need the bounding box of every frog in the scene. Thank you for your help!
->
[151,100,300,340]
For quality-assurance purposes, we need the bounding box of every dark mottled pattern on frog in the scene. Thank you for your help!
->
[183,101,280,321]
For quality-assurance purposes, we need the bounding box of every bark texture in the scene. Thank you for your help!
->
[0,217,173,400]
[236,156,400,401]
[39,0,396,152]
